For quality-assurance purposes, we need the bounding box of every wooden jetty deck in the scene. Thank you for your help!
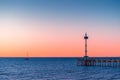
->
[77,57,120,67]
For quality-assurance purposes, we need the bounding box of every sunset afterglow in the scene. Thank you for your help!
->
[0,0,120,57]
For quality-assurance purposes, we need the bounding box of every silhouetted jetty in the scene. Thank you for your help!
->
[77,33,120,67]
[77,57,120,67]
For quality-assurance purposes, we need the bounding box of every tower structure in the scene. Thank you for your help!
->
[84,33,88,60]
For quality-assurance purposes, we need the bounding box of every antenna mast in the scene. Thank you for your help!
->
[84,33,88,57]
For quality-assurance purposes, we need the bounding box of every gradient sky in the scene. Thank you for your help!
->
[0,0,120,57]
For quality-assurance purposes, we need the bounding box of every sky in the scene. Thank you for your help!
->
[0,0,120,57]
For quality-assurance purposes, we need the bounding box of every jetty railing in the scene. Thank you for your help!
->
[77,57,120,67]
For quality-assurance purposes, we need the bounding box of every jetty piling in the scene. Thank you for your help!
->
[77,33,120,67]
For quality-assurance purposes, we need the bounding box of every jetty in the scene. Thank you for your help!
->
[77,33,120,67]
[77,57,120,67]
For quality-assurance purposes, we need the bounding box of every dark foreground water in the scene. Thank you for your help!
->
[0,58,120,80]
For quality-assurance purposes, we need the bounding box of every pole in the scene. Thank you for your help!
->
[85,39,87,56]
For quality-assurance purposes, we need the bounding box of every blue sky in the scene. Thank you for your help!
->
[0,0,120,57]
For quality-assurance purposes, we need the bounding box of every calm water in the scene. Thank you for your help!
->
[0,58,120,80]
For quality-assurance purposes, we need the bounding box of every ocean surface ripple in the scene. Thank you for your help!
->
[0,58,120,80]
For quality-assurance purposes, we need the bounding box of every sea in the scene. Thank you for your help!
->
[0,58,120,80]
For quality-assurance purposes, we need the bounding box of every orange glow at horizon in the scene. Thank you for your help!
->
[0,34,120,57]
